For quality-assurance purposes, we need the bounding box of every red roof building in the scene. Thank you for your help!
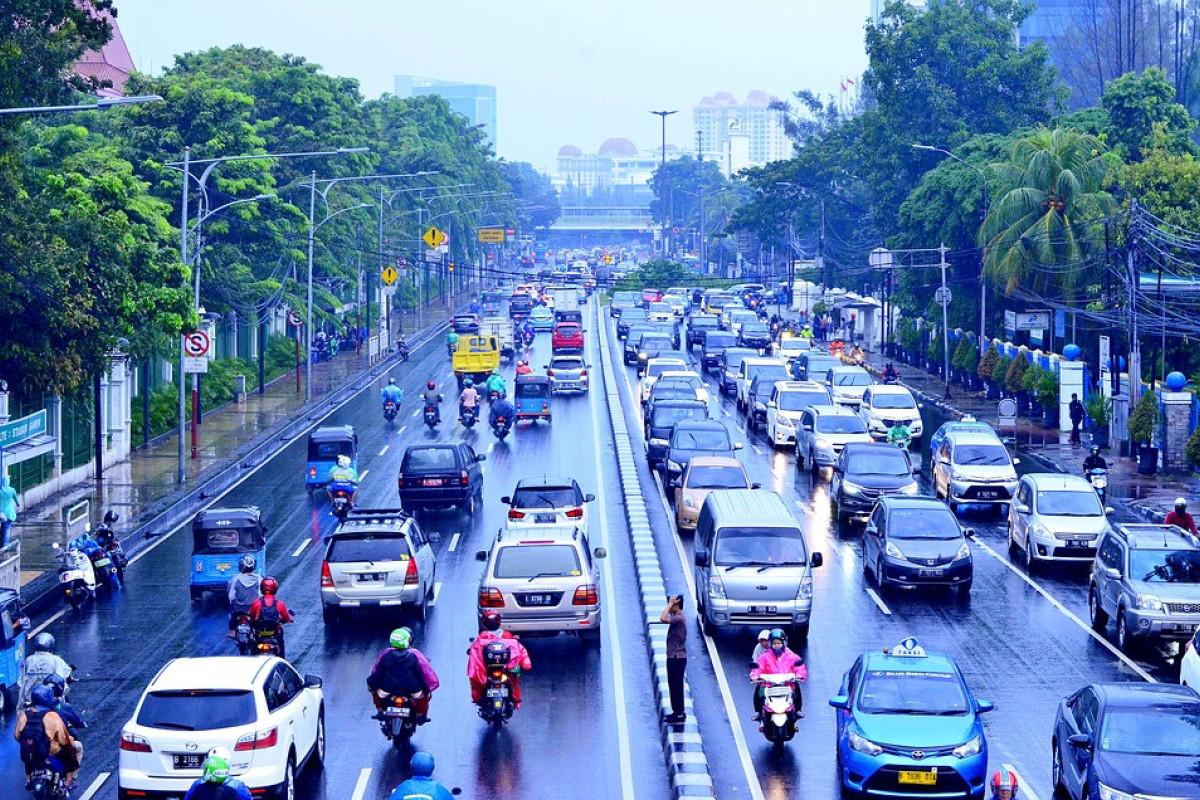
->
[74,7,134,97]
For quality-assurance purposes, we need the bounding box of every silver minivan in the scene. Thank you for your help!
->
[693,489,823,640]
[1008,473,1112,570]
[932,430,1019,513]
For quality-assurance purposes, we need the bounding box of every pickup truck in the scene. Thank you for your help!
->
[452,334,500,389]
[479,316,515,359]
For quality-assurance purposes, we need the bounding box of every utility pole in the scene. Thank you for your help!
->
[939,244,952,401]
[1128,199,1141,401]
[699,186,706,274]
[650,110,678,257]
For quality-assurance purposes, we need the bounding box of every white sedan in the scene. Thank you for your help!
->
[638,357,689,403]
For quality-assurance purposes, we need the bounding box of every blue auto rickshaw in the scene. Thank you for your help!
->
[189,506,267,602]
[306,424,358,494]
[513,374,553,423]
[0,587,28,714]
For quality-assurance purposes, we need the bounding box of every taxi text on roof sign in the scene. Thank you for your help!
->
[888,637,926,657]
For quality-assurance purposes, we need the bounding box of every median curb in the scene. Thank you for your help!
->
[597,312,715,799]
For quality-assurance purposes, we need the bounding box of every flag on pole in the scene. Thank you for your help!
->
[840,79,847,92]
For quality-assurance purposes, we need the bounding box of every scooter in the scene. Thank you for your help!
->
[232,611,254,655]
[396,337,410,362]
[477,641,518,729]
[329,482,355,521]
[376,691,422,747]
[756,673,801,746]
[523,330,535,347]
[1087,467,1108,504]
[53,539,97,610]
[251,626,283,657]
[424,404,441,430]
[91,511,128,585]
[383,401,399,422]
[492,416,511,442]
[461,405,478,429]
[26,758,70,800]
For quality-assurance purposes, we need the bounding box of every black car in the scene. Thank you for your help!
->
[398,443,486,512]
[645,380,703,415]
[718,347,759,396]
[700,331,737,372]
[687,315,720,349]
[452,314,481,334]
[738,321,772,351]
[644,400,709,467]
[509,294,533,320]
[746,375,782,431]
[1052,683,1200,800]
[648,320,682,349]
[830,442,918,525]
[663,419,742,485]
[863,497,973,593]
[622,325,659,364]
[634,334,676,374]
[616,307,648,340]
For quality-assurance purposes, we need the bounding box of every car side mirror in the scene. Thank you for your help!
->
[1012,457,1021,465]
[1105,567,1122,580]
[543,364,549,369]
[829,695,850,710]
[810,552,824,568]
[594,547,607,559]
[694,551,710,568]
[584,493,596,503]
[476,454,487,462]
[1068,733,1092,750]
[1105,506,1115,515]
[428,531,442,543]
[802,424,813,432]
[304,674,323,689]
[500,496,511,505]
[733,443,744,450]
[964,528,977,539]
[1013,503,1031,515]
[751,482,761,489]
[475,550,488,562]
[975,699,994,713]
[865,525,878,535]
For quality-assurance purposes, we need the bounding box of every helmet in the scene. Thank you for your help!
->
[492,369,500,376]
[1177,498,1189,510]
[388,377,396,386]
[390,627,413,649]
[337,454,351,468]
[410,751,436,779]
[1091,445,1100,456]
[757,629,771,642]
[464,378,473,388]
[991,768,1018,798]
[103,510,119,525]
[481,611,503,631]
[260,576,279,596]
[239,554,257,574]
[206,746,232,763]
[428,381,436,390]
[201,755,230,785]
[768,628,787,645]
[30,685,55,709]
[42,673,67,698]
[32,633,55,653]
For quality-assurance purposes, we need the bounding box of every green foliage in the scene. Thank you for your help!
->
[898,318,920,352]
[977,345,999,379]
[500,161,560,230]
[927,333,944,362]
[1023,363,1059,408]
[614,259,694,292]
[1185,426,1200,468]
[1085,391,1112,426]
[952,338,975,371]
[992,354,1012,385]
[1127,388,1160,445]
[1118,144,1200,234]
[1005,352,1030,393]
[1101,68,1196,161]
[130,382,180,445]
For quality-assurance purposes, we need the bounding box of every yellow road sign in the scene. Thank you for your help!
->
[422,226,448,249]
[380,266,399,286]
[477,228,506,243]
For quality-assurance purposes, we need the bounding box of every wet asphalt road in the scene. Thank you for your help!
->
[601,314,1175,800]
[0,302,668,800]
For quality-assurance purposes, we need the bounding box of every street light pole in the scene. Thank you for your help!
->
[650,110,678,257]
[0,94,163,115]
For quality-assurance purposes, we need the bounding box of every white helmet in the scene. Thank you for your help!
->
[337,455,351,468]
[1176,498,1188,509]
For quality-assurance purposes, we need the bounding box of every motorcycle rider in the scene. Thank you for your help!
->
[881,362,899,383]
[194,748,251,800]
[41,674,85,784]
[327,454,359,509]
[367,627,439,723]
[750,629,771,664]
[467,612,531,709]
[381,377,404,411]
[521,319,535,343]
[390,751,455,800]
[422,381,443,424]
[1082,445,1108,475]
[990,767,1018,800]
[514,359,532,376]
[15,684,78,789]
[1166,498,1199,536]
[445,330,459,355]
[750,628,807,721]
[248,577,293,658]
[489,394,515,432]
[486,369,507,400]
[887,419,912,450]
[20,633,71,707]
[459,378,480,422]
[183,753,251,800]
[226,555,262,635]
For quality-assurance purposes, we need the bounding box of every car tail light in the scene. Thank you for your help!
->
[573,585,599,605]
[120,731,152,752]
[547,369,555,377]
[580,369,587,377]
[508,509,526,520]
[405,556,419,585]
[320,561,334,587]
[397,475,404,488]
[235,727,278,751]
[565,507,583,519]
[461,471,469,485]
[479,587,506,608]
[308,466,316,478]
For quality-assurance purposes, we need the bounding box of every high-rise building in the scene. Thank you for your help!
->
[693,91,790,175]
[394,75,497,145]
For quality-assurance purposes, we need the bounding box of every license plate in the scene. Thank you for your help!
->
[534,513,556,523]
[172,754,205,769]
[1068,539,1087,549]
[977,491,998,499]
[385,706,411,717]
[423,478,443,487]
[524,594,553,606]
[919,569,943,578]
[486,688,508,698]
[898,770,937,786]
[357,573,382,582]
[748,605,777,614]
[94,557,111,567]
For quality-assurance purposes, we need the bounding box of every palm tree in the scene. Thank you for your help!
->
[978,127,1113,297]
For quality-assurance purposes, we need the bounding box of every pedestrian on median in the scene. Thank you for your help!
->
[0,473,19,548]
[1068,393,1085,444]
[661,593,688,725]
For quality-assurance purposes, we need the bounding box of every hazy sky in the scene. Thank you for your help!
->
[110,0,870,171]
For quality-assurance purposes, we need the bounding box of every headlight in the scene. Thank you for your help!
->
[848,730,883,756]
[1030,523,1050,541]
[885,541,906,560]
[796,576,813,600]
[954,542,971,561]
[952,735,982,759]
[682,494,697,509]
[842,481,862,496]
[1135,593,1163,611]
[1097,784,1135,800]
[708,574,726,599]
[900,483,919,495]
[777,415,796,430]
[650,437,667,446]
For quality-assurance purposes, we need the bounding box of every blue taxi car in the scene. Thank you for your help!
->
[529,305,555,332]
[830,638,993,799]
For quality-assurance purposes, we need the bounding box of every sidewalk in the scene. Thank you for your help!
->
[10,293,468,598]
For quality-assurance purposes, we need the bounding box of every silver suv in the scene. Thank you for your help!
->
[794,404,872,473]
[321,508,437,624]
[1089,523,1200,652]
[475,526,607,642]
[932,430,1018,513]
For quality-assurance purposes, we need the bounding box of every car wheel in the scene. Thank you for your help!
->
[698,601,715,636]
[581,629,601,647]
[947,499,959,514]
[464,492,476,516]
[0,685,8,717]
[416,593,428,623]
[1007,524,1019,555]
[321,605,338,626]
[958,579,972,596]
[875,558,887,590]
[810,452,820,477]
[1088,586,1109,631]
[311,710,326,771]
[1052,740,1067,799]
[791,622,810,643]
[279,756,296,800]
[1024,536,1038,574]
[1116,609,1134,652]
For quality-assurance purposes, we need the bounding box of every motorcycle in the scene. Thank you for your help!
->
[492,416,511,441]
[92,511,128,585]
[26,760,69,800]
[329,482,355,521]
[232,611,254,655]
[424,404,440,430]
[881,369,900,384]
[461,405,478,429]
[52,539,97,610]
[376,691,422,747]
[488,388,507,403]
[383,401,399,422]
[1087,467,1108,504]
[755,673,801,745]
[252,625,283,657]
[477,641,517,728]
[396,337,410,362]
[523,330,535,347]
[447,341,456,358]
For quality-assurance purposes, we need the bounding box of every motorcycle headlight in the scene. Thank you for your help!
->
[708,574,727,599]
[682,494,697,509]
[841,481,862,496]
[952,735,982,759]
[1135,593,1163,611]
[848,730,883,756]
[954,542,971,561]
[885,541,906,560]
[1097,784,1135,800]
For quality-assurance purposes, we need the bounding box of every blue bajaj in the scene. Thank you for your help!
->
[513,375,553,423]
[189,507,267,602]
[0,587,28,714]
[306,425,358,494]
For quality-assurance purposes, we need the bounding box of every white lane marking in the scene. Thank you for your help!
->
[429,581,442,606]
[378,445,389,456]
[79,772,110,800]
[971,536,1156,683]
[865,586,893,615]
[291,538,311,558]
[448,533,461,552]
[359,469,369,481]
[398,425,407,435]
[487,442,495,454]
[752,444,764,456]
[350,767,372,800]
[412,408,420,418]
[592,309,637,800]
[1003,764,1041,800]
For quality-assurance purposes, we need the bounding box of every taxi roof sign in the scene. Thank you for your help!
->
[887,637,926,657]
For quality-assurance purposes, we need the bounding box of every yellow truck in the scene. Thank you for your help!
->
[452,334,500,390]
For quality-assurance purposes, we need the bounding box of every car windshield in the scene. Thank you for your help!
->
[694,317,718,328]
[748,364,789,383]
[619,309,647,321]
[1099,705,1200,756]
[650,302,672,312]
[713,528,807,567]
[404,448,457,471]
[651,387,697,402]
[1036,490,1103,517]
[661,375,701,389]
[672,429,732,451]
[613,292,638,304]
[890,508,961,540]
[647,362,686,378]
[709,296,736,308]
[705,335,736,350]
[777,390,828,411]
[551,359,583,370]
[723,351,755,370]
[847,450,911,477]
[805,357,840,374]
[953,444,1011,466]
[833,372,872,387]
[328,535,411,562]
[817,415,867,434]
[780,340,807,352]
[511,487,579,508]
[1130,548,1200,583]
[137,690,258,731]
[873,392,917,410]
[858,670,969,715]
[639,337,673,352]
[653,406,708,428]
[494,544,582,579]
[686,466,748,489]
[743,323,769,334]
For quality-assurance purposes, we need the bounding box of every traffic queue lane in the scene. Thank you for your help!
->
[603,312,1170,800]
[0,307,669,800]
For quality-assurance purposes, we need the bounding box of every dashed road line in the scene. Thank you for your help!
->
[350,767,372,800]
[358,469,369,481]
[448,533,461,552]
[378,445,389,456]
[429,581,442,606]
[411,408,420,418]
[79,772,110,800]
[865,586,893,616]
[291,538,311,557]
[397,425,407,435]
